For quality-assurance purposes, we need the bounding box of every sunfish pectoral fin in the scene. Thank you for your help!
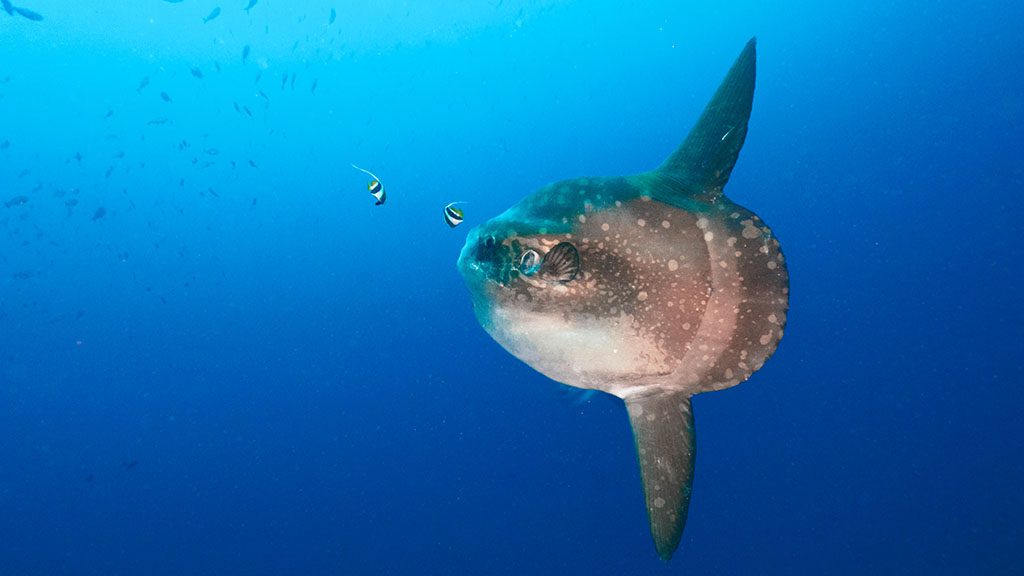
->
[625,392,696,561]
[655,37,756,203]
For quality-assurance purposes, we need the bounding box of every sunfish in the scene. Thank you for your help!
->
[457,38,788,560]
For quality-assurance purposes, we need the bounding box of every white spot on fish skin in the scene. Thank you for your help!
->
[767,261,778,270]
[654,497,666,508]
[637,219,646,227]
[742,221,761,239]
[637,291,648,302]
[578,215,587,223]
[769,313,778,324]
[601,223,610,232]
[719,260,728,268]
[759,333,772,345]
[696,217,709,229]
[661,220,671,229]
[704,231,714,241]
[727,237,738,247]
[682,322,691,330]
[668,259,679,271]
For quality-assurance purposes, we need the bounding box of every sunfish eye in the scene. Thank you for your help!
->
[519,249,541,276]
[483,235,496,248]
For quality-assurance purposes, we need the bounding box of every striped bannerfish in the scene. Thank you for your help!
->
[351,164,385,205]
[444,202,465,227]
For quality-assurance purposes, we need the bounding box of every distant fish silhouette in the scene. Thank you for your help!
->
[241,44,250,63]
[160,91,172,102]
[4,195,28,208]
[329,7,336,24]
[244,0,257,13]
[91,207,106,221]
[0,0,12,16]
[136,76,150,92]
[12,6,42,20]
[190,66,203,79]
[202,6,220,23]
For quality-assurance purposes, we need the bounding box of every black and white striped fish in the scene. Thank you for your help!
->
[351,164,385,205]
[443,202,465,227]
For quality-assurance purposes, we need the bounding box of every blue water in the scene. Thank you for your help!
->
[2,1,1022,574]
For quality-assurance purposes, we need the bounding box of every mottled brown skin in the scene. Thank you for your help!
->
[457,38,787,560]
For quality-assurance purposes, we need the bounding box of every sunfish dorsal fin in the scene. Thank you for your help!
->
[656,37,756,202]
[625,392,696,560]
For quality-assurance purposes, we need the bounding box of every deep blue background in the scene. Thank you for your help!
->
[1,1,1022,574]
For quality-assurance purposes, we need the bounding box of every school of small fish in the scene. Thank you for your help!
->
[2,1,471,298]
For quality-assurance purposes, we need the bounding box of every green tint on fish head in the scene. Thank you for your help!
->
[456,39,790,561]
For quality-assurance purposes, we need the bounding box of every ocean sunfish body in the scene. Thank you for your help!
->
[457,38,788,560]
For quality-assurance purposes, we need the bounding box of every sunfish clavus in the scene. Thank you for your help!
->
[457,38,788,560]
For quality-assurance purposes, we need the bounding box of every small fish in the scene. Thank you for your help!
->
[103,109,114,119]
[214,61,222,73]
[242,44,250,63]
[352,164,386,206]
[254,70,262,84]
[256,89,269,101]
[329,7,336,24]
[280,72,288,90]
[202,6,221,23]
[233,101,241,113]
[310,78,318,95]
[248,159,258,168]
[207,187,220,198]
[1,0,13,15]
[13,6,42,20]
[290,72,296,90]
[190,66,204,79]
[244,0,257,12]
[242,105,253,117]
[4,195,28,208]
[444,202,466,228]
[91,207,106,221]
[160,91,172,102]
[136,76,150,92]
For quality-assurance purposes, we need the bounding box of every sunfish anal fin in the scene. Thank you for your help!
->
[625,392,696,561]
